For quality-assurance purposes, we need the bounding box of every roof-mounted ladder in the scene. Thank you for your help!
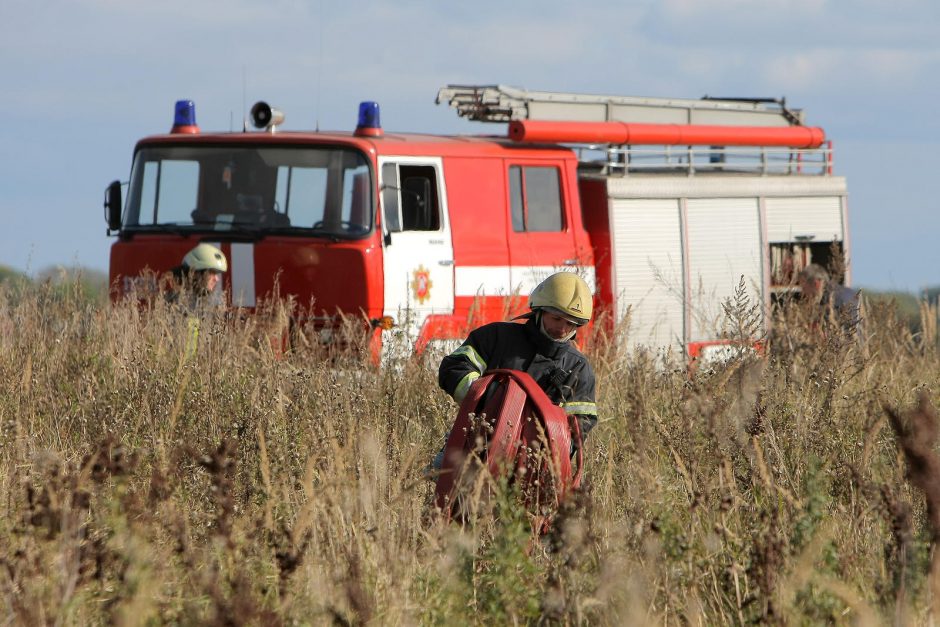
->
[436,84,805,128]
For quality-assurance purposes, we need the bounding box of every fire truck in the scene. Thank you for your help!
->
[104,85,849,360]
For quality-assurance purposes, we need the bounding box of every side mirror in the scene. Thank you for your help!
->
[104,180,122,231]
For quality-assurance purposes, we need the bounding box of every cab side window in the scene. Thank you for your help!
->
[382,164,441,232]
[509,165,564,232]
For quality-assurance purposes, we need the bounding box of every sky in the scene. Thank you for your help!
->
[2,0,938,292]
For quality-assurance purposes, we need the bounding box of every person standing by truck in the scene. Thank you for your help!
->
[165,243,228,358]
[797,263,861,332]
[166,243,228,309]
[432,272,598,471]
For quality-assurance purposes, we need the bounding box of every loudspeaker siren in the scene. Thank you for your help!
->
[250,101,285,131]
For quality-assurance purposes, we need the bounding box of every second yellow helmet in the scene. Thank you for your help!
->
[182,243,228,273]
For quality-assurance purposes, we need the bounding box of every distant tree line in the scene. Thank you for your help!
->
[0,264,108,305]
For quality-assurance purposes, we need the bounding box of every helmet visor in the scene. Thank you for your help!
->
[541,306,587,327]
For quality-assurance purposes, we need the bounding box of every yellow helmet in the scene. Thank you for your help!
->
[528,272,592,324]
[182,243,228,273]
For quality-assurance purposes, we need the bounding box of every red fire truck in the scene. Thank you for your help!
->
[105,85,849,360]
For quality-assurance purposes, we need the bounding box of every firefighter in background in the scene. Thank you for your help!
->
[166,243,228,357]
[798,263,861,332]
[433,272,598,470]
[167,243,228,307]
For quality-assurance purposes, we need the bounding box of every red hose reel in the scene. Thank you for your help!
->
[434,369,583,523]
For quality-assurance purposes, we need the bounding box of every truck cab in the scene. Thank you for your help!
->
[105,99,595,353]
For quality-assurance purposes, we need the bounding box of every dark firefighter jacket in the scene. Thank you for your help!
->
[438,317,598,437]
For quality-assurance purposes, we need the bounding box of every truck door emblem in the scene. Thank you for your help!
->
[411,266,433,304]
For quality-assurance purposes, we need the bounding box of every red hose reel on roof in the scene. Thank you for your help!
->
[434,369,583,524]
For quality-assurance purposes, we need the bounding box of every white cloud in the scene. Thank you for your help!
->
[763,47,937,92]
[661,0,827,19]
[646,0,940,49]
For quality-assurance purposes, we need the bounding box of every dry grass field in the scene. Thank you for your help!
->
[2,279,940,625]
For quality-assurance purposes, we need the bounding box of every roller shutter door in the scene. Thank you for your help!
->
[610,199,685,351]
[765,196,843,242]
[686,198,763,343]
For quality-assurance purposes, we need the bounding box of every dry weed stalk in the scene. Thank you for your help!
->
[886,392,940,619]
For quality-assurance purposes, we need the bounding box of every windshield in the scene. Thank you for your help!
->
[123,145,374,237]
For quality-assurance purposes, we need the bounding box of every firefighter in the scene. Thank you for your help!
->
[167,243,228,308]
[433,272,598,470]
[166,243,228,358]
[797,263,861,332]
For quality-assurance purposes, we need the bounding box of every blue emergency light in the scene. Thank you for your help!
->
[355,101,383,137]
[174,100,197,127]
[171,100,200,134]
